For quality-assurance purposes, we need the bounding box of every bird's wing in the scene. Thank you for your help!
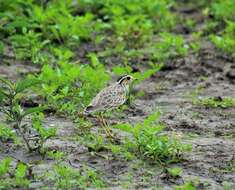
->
[88,84,116,110]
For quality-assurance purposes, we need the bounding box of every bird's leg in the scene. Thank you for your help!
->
[99,113,115,139]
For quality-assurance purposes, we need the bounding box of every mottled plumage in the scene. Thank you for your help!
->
[84,75,134,115]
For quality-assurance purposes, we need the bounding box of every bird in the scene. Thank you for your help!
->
[84,75,135,138]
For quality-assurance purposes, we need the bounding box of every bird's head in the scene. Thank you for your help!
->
[117,75,135,86]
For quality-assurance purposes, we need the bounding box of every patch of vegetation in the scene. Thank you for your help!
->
[1,0,234,189]
[46,164,105,189]
[195,96,235,108]
[210,0,235,22]
[0,77,56,152]
[114,111,191,165]
[210,21,235,58]
[207,0,235,57]
[35,54,110,115]
[0,123,17,143]
[167,167,183,178]
[174,181,196,190]
[0,158,30,189]
[153,32,188,62]
[223,181,233,190]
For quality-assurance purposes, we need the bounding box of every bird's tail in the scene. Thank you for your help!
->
[83,106,94,115]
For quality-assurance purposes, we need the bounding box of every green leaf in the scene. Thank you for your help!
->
[167,167,182,177]
[15,78,41,93]
[0,157,11,176]
[143,111,161,127]
[22,107,45,117]
[0,123,16,141]
[0,41,4,54]
[15,163,29,187]
[88,53,100,67]
[0,77,14,90]
[0,88,8,104]
[145,125,164,135]
[112,123,133,133]
[15,163,27,179]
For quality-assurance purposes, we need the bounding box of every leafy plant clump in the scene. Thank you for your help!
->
[0,158,30,189]
[45,163,105,189]
[153,32,188,62]
[0,123,17,143]
[0,77,56,152]
[210,21,235,58]
[36,54,110,115]
[207,0,235,57]
[210,0,235,22]
[195,96,235,108]
[114,111,191,165]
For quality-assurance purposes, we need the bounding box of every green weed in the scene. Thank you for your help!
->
[114,111,191,165]
[223,181,233,190]
[36,57,110,115]
[174,181,196,190]
[211,0,235,22]
[0,77,55,152]
[0,123,17,143]
[167,167,183,178]
[154,33,188,62]
[46,164,105,189]
[0,158,30,189]
[195,97,235,108]
[10,29,50,64]
[210,21,235,57]
[31,113,56,153]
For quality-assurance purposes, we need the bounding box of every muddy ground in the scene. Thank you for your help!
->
[1,2,235,190]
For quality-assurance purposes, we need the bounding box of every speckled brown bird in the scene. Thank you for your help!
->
[84,75,135,137]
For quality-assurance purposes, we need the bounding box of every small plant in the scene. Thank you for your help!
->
[223,181,233,190]
[83,133,105,152]
[167,167,183,178]
[210,21,235,58]
[112,64,162,83]
[0,77,55,152]
[0,123,17,143]
[195,96,235,108]
[114,111,191,165]
[112,15,153,49]
[46,164,105,189]
[0,158,30,189]
[47,150,65,161]
[210,0,235,22]
[189,32,202,54]
[153,32,188,62]
[174,181,196,190]
[31,113,56,153]
[10,28,50,64]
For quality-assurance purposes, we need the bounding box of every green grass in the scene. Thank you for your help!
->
[114,111,192,165]
[46,164,105,189]
[195,97,235,108]
[0,123,17,143]
[174,181,196,190]
[0,77,56,152]
[210,21,235,57]
[0,158,30,189]
[206,0,235,57]
[167,167,183,178]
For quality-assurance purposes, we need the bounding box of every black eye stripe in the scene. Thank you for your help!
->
[117,75,132,84]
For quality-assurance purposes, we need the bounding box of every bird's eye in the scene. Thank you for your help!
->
[127,76,131,80]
